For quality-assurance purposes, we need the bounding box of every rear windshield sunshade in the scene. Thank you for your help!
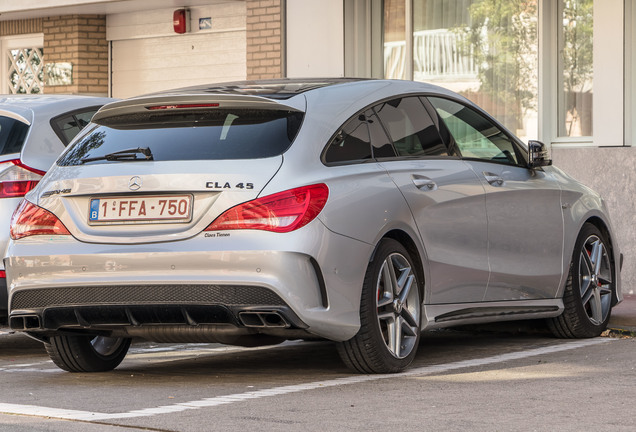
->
[0,116,29,156]
[57,109,304,165]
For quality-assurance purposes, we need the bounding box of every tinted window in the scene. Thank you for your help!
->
[51,107,101,145]
[0,116,29,155]
[366,110,396,158]
[428,97,521,165]
[58,109,304,166]
[373,97,447,157]
[324,114,372,163]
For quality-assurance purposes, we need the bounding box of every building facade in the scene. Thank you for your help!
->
[0,0,634,292]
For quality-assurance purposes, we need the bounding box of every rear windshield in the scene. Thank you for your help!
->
[0,116,29,156]
[57,109,304,166]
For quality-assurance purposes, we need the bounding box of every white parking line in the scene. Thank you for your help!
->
[0,360,56,373]
[0,338,613,422]
[0,343,288,372]
[126,341,301,360]
[2,361,52,368]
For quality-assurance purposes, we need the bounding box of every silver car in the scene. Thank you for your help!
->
[0,95,114,322]
[4,79,622,373]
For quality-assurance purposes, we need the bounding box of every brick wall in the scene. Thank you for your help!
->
[42,15,108,95]
[0,19,43,36]
[246,0,284,79]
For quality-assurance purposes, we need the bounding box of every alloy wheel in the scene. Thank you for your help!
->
[91,336,128,357]
[578,235,612,325]
[376,253,420,359]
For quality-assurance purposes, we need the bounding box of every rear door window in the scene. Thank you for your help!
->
[366,110,397,158]
[58,109,304,166]
[372,97,448,157]
[0,116,29,156]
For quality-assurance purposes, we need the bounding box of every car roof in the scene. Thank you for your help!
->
[0,95,114,125]
[93,79,471,124]
[142,78,462,101]
[158,78,372,100]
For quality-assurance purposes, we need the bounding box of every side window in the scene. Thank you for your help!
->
[365,110,396,158]
[372,97,448,157]
[0,117,29,155]
[428,97,521,165]
[324,114,372,164]
[50,107,100,146]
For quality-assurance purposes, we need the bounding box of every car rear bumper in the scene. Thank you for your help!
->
[5,223,372,342]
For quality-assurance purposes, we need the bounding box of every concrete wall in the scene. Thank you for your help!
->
[552,147,636,295]
[286,0,344,77]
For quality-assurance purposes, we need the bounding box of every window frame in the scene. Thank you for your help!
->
[628,0,636,147]
[371,0,626,148]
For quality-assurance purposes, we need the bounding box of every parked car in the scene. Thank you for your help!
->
[4,79,622,373]
[0,95,114,323]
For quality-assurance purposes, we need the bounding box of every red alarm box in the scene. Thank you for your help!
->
[173,9,190,34]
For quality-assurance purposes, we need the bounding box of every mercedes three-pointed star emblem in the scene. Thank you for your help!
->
[128,176,142,191]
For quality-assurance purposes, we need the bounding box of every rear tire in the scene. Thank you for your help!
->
[338,239,422,373]
[45,334,131,372]
[548,224,614,338]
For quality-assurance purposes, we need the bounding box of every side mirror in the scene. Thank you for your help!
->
[528,140,552,168]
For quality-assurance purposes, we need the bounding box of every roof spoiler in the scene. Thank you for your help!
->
[0,109,31,125]
[93,94,305,123]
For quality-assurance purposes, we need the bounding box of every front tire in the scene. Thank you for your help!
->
[338,239,422,373]
[549,223,615,338]
[45,334,131,372]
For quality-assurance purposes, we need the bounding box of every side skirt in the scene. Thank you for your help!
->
[422,299,564,330]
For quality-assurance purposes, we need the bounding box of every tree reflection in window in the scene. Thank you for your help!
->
[58,131,106,166]
[559,0,593,137]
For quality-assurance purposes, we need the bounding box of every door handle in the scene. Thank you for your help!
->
[412,175,437,191]
[483,172,504,187]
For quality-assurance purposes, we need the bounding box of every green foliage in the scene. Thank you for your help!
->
[460,0,538,128]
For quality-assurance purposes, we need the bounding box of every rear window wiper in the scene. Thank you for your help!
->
[80,147,154,163]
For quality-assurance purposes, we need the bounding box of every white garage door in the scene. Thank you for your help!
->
[109,4,246,98]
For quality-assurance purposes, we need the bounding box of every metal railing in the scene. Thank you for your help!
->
[384,29,477,81]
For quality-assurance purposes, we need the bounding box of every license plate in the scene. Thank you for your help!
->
[89,195,193,224]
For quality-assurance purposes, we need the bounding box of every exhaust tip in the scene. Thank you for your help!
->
[238,311,289,328]
[262,313,285,327]
[238,312,264,327]
[10,315,41,330]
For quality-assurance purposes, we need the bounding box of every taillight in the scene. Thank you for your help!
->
[10,200,70,240]
[205,184,329,233]
[0,159,45,198]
